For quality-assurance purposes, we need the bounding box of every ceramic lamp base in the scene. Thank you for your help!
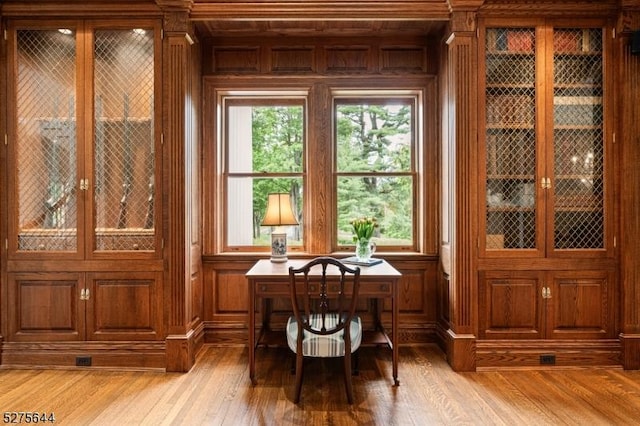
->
[270,231,288,263]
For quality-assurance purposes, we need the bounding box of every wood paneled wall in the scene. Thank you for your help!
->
[203,36,437,76]
[199,34,441,345]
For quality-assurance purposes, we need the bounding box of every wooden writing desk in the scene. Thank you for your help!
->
[246,258,401,386]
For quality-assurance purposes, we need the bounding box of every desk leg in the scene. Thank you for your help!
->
[249,279,256,385]
[263,297,272,333]
[392,279,399,386]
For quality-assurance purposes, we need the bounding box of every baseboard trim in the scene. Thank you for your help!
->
[0,341,166,370]
[166,321,206,372]
[620,333,640,369]
[437,326,477,372]
[476,339,622,370]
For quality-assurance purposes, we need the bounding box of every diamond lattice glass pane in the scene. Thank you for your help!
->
[553,28,604,249]
[16,29,77,251]
[484,28,537,250]
[94,29,155,251]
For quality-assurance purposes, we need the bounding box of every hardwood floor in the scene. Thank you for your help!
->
[1,344,639,425]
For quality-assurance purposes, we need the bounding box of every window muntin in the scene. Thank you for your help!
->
[334,95,418,249]
[223,97,305,249]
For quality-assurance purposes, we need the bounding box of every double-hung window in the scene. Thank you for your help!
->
[334,91,420,252]
[217,87,423,255]
[222,93,305,251]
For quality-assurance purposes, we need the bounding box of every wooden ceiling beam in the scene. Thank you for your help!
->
[190,1,451,21]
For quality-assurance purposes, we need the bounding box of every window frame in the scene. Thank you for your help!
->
[331,90,423,253]
[208,81,433,258]
[219,91,308,253]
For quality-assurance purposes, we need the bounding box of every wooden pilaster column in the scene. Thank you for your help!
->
[617,2,640,370]
[443,10,479,372]
[158,1,197,372]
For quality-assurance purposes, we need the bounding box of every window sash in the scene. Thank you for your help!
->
[222,95,306,251]
[333,93,419,251]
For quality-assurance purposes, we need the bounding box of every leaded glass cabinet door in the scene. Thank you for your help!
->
[90,26,158,254]
[9,25,83,256]
[8,22,160,259]
[547,27,609,256]
[480,25,544,257]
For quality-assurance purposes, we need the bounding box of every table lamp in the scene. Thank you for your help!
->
[261,192,299,262]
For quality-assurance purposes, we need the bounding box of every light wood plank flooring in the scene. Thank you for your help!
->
[1,344,640,425]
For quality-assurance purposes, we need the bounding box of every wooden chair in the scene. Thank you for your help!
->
[287,257,362,404]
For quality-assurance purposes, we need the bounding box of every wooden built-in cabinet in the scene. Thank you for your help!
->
[1,19,164,368]
[479,20,613,257]
[7,271,162,342]
[475,18,618,367]
[480,269,615,340]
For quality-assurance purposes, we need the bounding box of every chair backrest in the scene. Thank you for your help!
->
[288,257,361,339]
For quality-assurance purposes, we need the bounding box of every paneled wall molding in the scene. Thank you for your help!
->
[205,36,436,75]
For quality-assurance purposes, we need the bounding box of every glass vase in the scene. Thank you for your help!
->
[355,238,376,262]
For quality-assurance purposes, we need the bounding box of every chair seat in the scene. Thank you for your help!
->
[286,314,362,358]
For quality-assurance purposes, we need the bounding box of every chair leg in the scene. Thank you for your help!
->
[290,352,296,375]
[294,353,304,403]
[352,350,360,376]
[344,352,354,404]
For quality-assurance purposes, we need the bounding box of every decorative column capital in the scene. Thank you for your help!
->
[618,10,640,34]
[163,11,190,34]
[156,0,193,33]
[449,10,478,35]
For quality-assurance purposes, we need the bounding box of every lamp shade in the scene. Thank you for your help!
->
[261,193,298,226]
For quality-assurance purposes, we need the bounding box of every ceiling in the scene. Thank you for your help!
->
[193,19,448,39]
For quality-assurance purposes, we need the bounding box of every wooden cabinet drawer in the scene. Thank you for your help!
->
[255,282,288,296]
[359,282,393,296]
[254,280,393,297]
